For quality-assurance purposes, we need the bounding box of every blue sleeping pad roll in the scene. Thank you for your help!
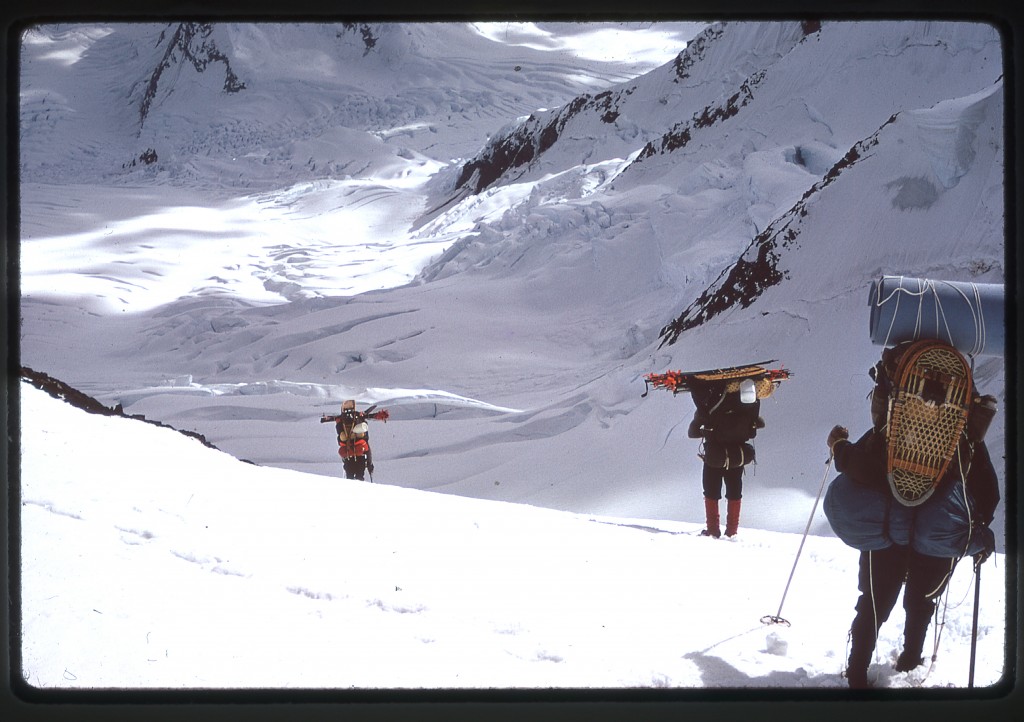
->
[868,275,1003,357]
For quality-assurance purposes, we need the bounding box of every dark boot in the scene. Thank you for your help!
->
[894,651,924,672]
[700,497,721,537]
[895,616,929,672]
[846,612,877,690]
[896,553,947,673]
[846,636,873,689]
[725,498,742,537]
[846,665,870,689]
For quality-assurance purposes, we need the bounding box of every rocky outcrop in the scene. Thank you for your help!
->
[19,366,240,456]
[453,93,624,195]
[658,117,893,346]
[138,23,246,126]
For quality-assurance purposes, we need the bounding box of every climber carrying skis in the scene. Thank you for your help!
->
[321,399,390,481]
[822,339,999,689]
[645,361,789,538]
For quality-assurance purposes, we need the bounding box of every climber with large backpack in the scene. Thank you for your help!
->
[823,339,999,689]
[644,361,789,537]
[687,376,766,538]
[320,399,390,481]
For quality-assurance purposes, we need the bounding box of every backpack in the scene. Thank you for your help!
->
[691,381,762,468]
[872,339,997,507]
[825,341,1000,556]
[336,417,370,458]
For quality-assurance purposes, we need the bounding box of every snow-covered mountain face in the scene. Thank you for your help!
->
[20,22,689,188]
[18,21,1007,547]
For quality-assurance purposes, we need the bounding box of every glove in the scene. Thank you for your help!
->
[367,463,375,474]
[972,526,995,567]
[827,425,849,453]
[687,419,705,438]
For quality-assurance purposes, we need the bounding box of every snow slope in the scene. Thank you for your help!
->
[17,381,1009,690]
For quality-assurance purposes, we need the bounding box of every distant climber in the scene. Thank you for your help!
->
[687,376,766,538]
[321,400,389,481]
[644,360,788,539]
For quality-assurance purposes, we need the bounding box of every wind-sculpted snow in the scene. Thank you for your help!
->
[111,376,522,416]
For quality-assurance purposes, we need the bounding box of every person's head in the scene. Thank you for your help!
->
[341,399,357,419]
[868,344,903,431]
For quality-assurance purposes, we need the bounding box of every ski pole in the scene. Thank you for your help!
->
[761,454,834,626]
[969,555,982,687]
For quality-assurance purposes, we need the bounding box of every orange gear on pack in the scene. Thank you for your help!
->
[336,400,370,458]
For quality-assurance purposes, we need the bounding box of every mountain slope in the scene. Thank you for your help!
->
[19,22,664,188]
[660,80,1004,343]
[439,21,817,200]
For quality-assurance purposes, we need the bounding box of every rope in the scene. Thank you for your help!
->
[957,440,975,560]
[917,581,951,685]
[874,276,988,356]
[868,549,881,674]
[931,282,956,352]
[941,280,987,357]
[974,283,987,357]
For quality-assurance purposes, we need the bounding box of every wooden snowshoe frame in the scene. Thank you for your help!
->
[886,339,972,506]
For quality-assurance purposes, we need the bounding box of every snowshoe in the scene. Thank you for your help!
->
[885,340,972,506]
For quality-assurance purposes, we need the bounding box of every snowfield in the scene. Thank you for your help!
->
[12,18,1013,698]
[18,381,1008,690]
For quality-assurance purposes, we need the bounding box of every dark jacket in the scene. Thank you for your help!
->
[687,386,764,443]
